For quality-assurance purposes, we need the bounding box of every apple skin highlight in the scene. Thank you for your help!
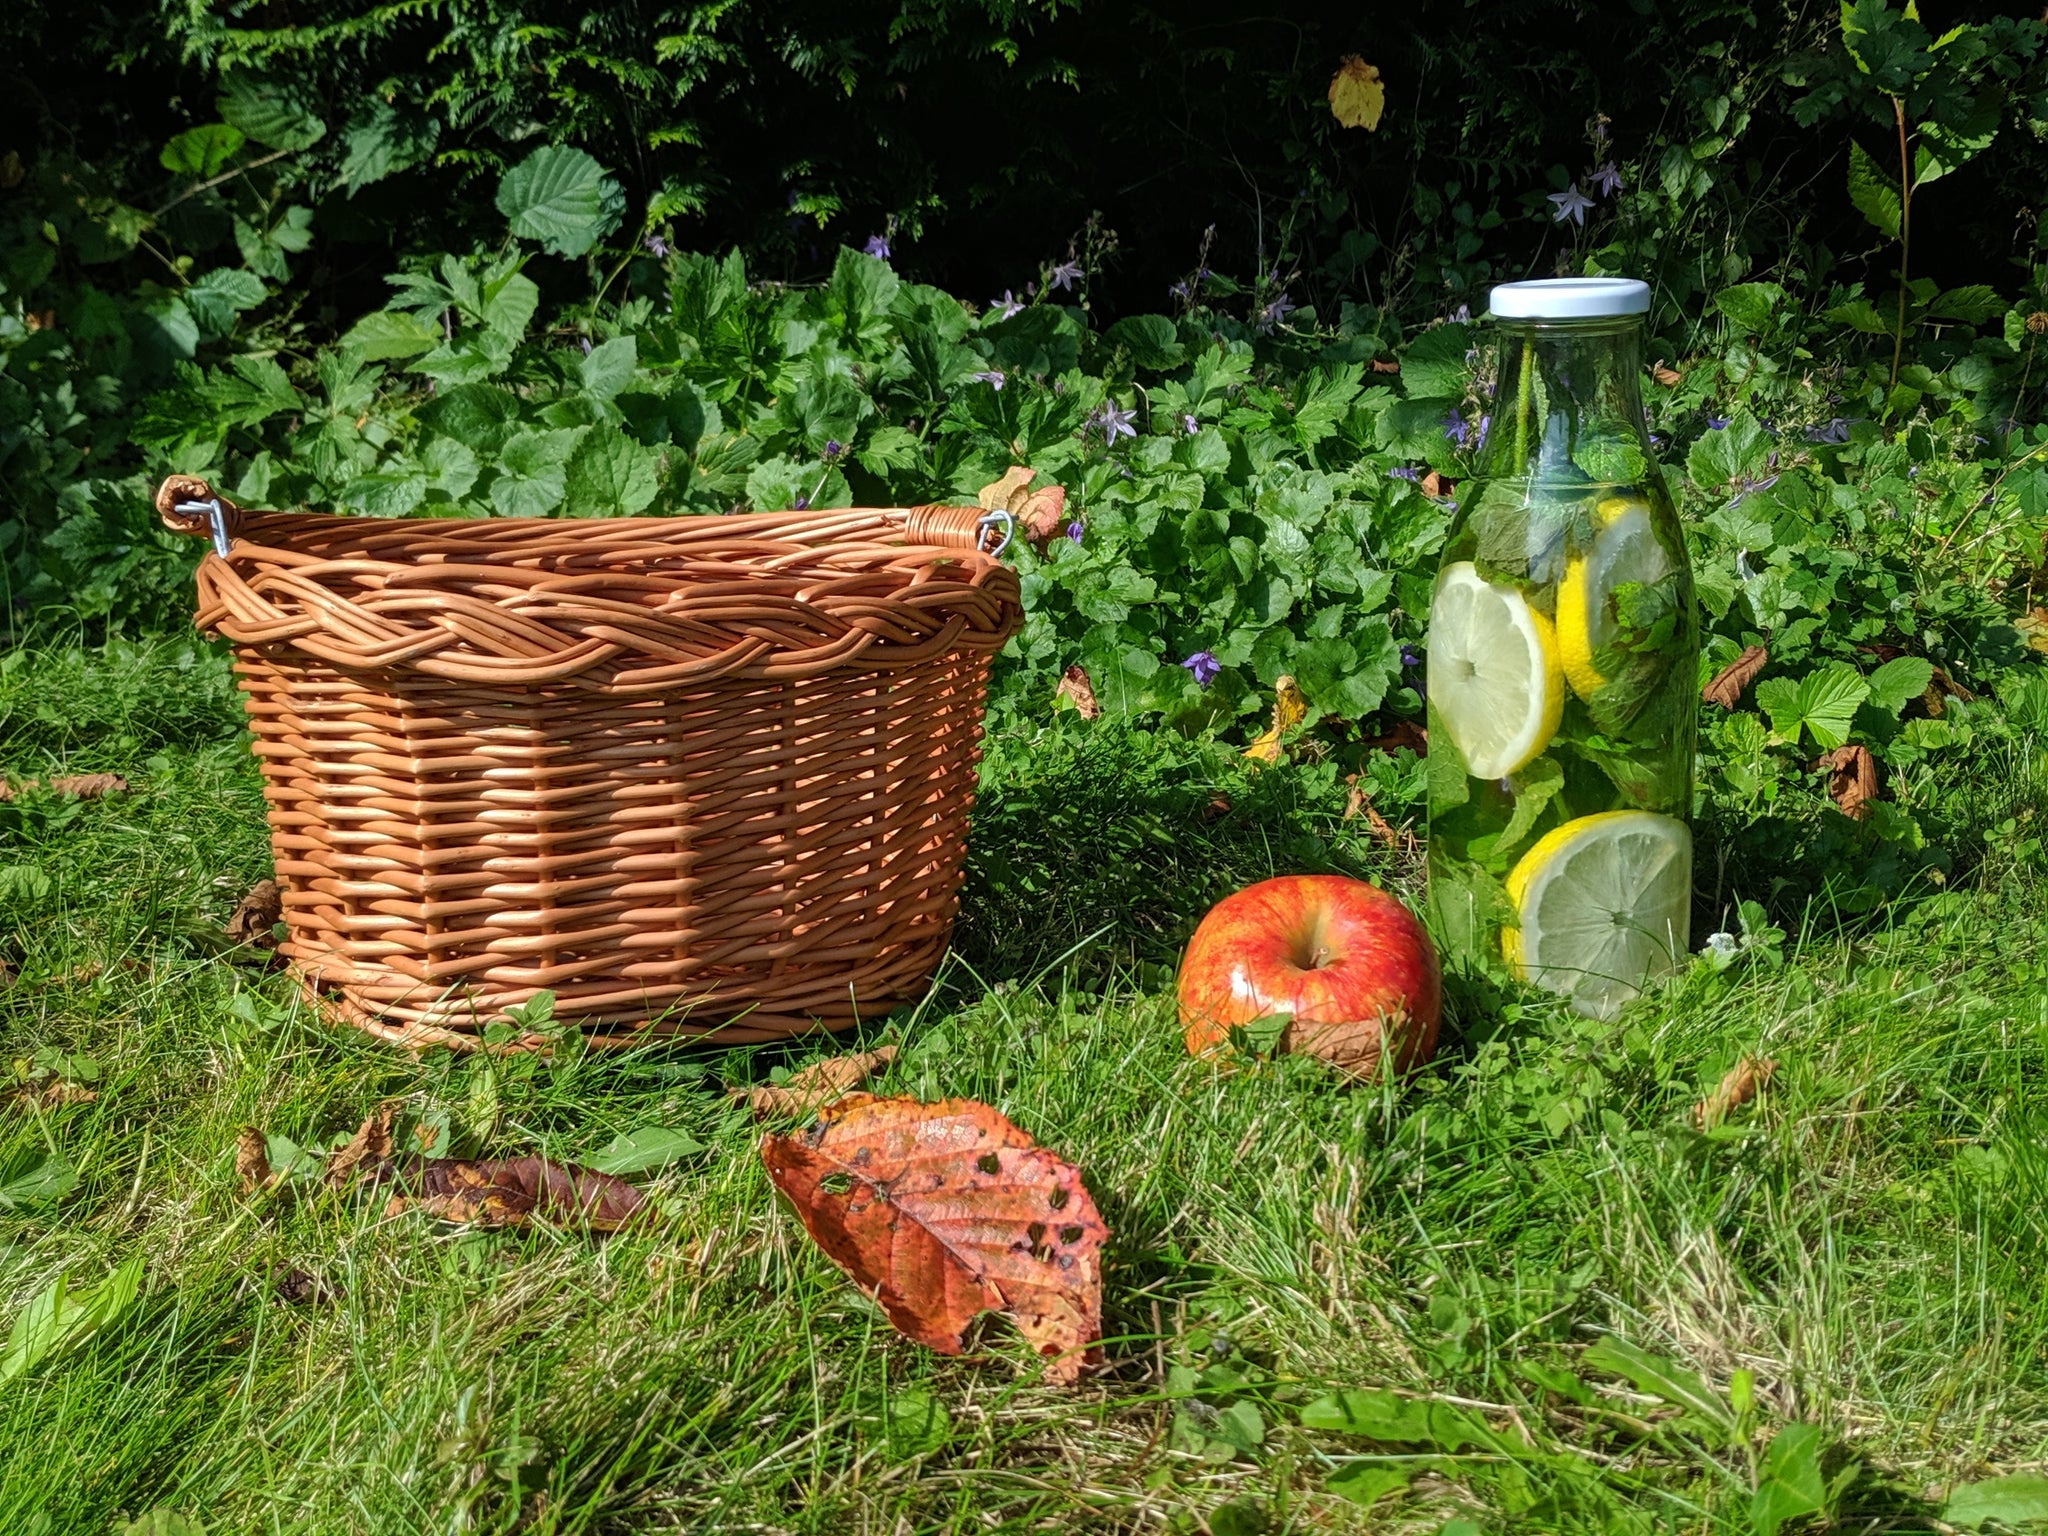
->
[1177,874,1442,1079]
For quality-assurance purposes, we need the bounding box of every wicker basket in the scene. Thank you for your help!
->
[156,475,1024,1052]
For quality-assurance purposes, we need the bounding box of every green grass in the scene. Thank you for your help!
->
[3,638,2047,1535]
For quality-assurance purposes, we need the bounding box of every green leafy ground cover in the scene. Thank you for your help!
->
[2,641,2047,1534]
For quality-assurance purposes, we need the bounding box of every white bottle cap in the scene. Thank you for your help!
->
[1488,277,1650,320]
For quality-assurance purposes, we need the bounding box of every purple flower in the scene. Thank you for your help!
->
[1389,466,1421,482]
[793,495,811,511]
[1181,413,1199,435]
[989,291,1023,320]
[1806,417,1851,444]
[1706,415,1730,430]
[1730,472,1780,507]
[1474,413,1490,450]
[1065,520,1084,543]
[1548,183,1595,226]
[1048,259,1084,292]
[1256,292,1298,333]
[864,234,891,260]
[1400,644,1423,669]
[1592,161,1624,198]
[645,233,669,258]
[968,369,1006,390]
[821,439,844,461]
[1095,401,1138,445]
[580,336,593,356]
[1447,303,1472,323]
[1443,409,1472,449]
[1169,279,1190,301]
[1180,650,1221,687]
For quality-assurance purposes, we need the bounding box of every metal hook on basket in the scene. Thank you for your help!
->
[174,498,233,559]
[975,508,1014,558]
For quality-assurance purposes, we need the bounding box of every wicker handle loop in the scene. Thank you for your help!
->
[904,503,1010,555]
[156,476,241,556]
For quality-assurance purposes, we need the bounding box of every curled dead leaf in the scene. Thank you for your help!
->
[1702,645,1769,710]
[736,1045,899,1118]
[976,466,1070,551]
[1361,720,1428,757]
[1243,676,1307,766]
[0,773,131,803]
[273,1268,340,1307]
[386,1155,647,1230]
[1370,358,1401,374]
[1419,470,1453,501]
[1651,362,1683,386]
[1327,55,1386,131]
[1054,664,1101,720]
[976,466,1035,514]
[1200,793,1232,824]
[323,1105,394,1190]
[761,1096,1108,1384]
[1919,664,1975,718]
[1818,743,1879,821]
[226,879,284,948]
[1341,776,1406,850]
[1693,1057,1777,1129]
[236,1126,275,1193]
[9,1080,98,1110]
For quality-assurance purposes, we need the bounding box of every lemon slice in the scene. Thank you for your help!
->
[1429,561,1564,779]
[1556,498,1672,702]
[1502,811,1692,1019]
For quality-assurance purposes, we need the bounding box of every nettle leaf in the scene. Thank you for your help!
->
[423,437,481,500]
[218,72,327,151]
[1825,298,1895,335]
[1927,285,2000,324]
[341,309,442,362]
[1396,323,1473,400]
[1713,282,1785,335]
[341,471,428,518]
[579,335,638,400]
[1864,655,1933,714]
[497,146,625,258]
[481,270,541,342]
[184,268,267,338]
[1107,314,1185,371]
[1686,413,1770,491]
[161,124,245,179]
[1846,140,1902,241]
[491,428,587,517]
[564,431,660,517]
[339,99,441,194]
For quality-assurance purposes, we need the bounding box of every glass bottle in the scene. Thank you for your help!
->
[1426,278,1697,1019]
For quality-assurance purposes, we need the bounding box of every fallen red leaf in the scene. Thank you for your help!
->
[1693,1058,1777,1129]
[1055,664,1101,720]
[736,1046,898,1117]
[1818,743,1879,821]
[761,1096,1108,1383]
[1702,645,1769,709]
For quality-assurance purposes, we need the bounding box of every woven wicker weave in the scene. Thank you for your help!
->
[157,475,1023,1052]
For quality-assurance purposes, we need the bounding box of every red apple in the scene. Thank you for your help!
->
[1177,875,1441,1079]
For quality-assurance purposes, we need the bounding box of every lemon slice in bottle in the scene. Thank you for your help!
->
[1556,497,1672,702]
[1429,560,1564,779]
[1502,810,1692,1019]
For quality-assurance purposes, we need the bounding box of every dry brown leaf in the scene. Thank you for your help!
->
[273,1268,340,1307]
[1419,470,1452,501]
[237,1126,275,1193]
[1693,1057,1777,1129]
[761,1095,1108,1383]
[1200,793,1232,824]
[1054,663,1100,720]
[736,1045,899,1118]
[1243,676,1308,766]
[1369,358,1400,375]
[1702,645,1769,709]
[226,879,284,948]
[1327,55,1385,131]
[388,1156,647,1230]
[1818,743,1879,821]
[1361,720,1429,757]
[1017,485,1068,549]
[2020,608,2048,655]
[323,1105,394,1190]
[976,466,1036,513]
[1919,664,1975,718]
[9,1080,98,1110]
[1651,362,1683,386]
[1342,776,1405,849]
[0,773,131,803]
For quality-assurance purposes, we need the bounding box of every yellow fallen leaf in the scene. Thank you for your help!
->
[1327,56,1385,132]
[977,466,1036,513]
[1242,675,1307,766]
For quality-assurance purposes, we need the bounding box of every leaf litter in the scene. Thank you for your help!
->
[734,1045,898,1118]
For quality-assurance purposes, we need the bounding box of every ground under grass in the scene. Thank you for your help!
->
[2,638,2045,1535]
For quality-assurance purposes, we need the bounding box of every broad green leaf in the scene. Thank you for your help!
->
[1824,298,1895,335]
[339,99,441,193]
[1714,282,1786,335]
[119,1511,208,1536]
[1324,1464,1410,1508]
[1946,1473,2048,1530]
[1581,1336,1734,1435]
[341,310,442,362]
[0,1154,79,1209]
[1397,323,1473,400]
[563,431,660,517]
[184,269,267,338]
[340,472,428,518]
[218,72,326,151]
[1865,655,1934,714]
[1686,412,1771,491]
[1297,1389,1497,1450]
[1749,1423,1837,1536]
[491,428,586,517]
[1795,665,1871,749]
[579,335,638,399]
[1927,285,2001,324]
[423,437,481,499]
[1846,140,1901,241]
[584,1126,703,1176]
[480,271,541,342]
[1107,314,1186,370]
[160,124,245,179]
[497,146,624,258]
[0,1252,145,1387]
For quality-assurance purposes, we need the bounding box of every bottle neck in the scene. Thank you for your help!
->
[1476,318,1652,485]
